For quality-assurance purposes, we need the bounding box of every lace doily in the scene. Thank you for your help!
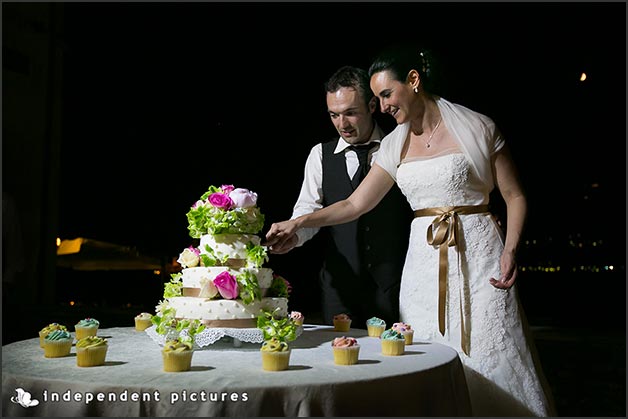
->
[145,325,302,349]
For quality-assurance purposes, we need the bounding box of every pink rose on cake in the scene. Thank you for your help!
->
[186,185,265,237]
[177,246,200,268]
[220,184,235,194]
[229,188,258,208]
[213,271,239,299]
[208,192,234,210]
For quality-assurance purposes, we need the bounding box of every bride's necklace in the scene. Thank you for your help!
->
[423,117,442,148]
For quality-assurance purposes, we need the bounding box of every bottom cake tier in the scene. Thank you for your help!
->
[166,296,288,328]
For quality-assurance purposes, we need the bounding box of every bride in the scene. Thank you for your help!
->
[266,45,555,417]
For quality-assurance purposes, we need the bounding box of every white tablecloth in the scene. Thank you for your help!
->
[3,325,471,416]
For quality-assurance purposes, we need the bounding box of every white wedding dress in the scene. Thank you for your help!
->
[396,152,554,417]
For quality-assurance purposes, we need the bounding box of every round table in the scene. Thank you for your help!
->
[3,325,471,416]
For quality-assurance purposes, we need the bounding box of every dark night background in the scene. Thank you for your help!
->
[2,2,625,416]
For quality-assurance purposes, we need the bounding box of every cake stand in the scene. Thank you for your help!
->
[145,324,303,349]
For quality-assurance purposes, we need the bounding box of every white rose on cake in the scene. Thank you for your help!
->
[177,246,201,268]
[229,188,258,208]
[198,276,219,299]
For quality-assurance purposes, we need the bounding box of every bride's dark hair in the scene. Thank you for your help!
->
[368,43,437,93]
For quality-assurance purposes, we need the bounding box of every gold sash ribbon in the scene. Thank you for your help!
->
[413,205,490,356]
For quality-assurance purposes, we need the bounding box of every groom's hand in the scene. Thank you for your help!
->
[267,234,298,254]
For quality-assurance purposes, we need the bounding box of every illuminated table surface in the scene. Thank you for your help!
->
[3,325,471,416]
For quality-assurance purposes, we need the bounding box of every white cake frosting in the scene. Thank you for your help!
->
[199,234,261,261]
[182,266,273,289]
[167,297,288,322]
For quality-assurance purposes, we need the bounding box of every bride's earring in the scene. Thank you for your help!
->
[413,87,418,94]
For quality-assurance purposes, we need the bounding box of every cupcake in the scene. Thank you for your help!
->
[289,311,304,326]
[74,318,100,340]
[39,323,68,348]
[392,322,414,345]
[76,336,108,367]
[380,328,405,356]
[260,337,291,371]
[43,329,73,358]
[162,338,194,372]
[134,312,153,331]
[366,317,386,337]
[333,313,352,332]
[331,336,360,365]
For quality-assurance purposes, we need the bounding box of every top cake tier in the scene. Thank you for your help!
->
[186,185,265,238]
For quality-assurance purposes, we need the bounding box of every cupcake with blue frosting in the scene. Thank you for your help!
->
[380,328,405,356]
[39,323,68,348]
[43,329,73,358]
[366,317,386,337]
[75,317,100,340]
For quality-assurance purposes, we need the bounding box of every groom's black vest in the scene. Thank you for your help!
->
[319,140,412,306]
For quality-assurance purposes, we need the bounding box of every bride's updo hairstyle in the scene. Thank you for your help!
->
[368,43,437,94]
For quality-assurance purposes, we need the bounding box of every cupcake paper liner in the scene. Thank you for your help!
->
[162,350,194,372]
[43,340,73,358]
[367,325,385,337]
[381,339,405,356]
[261,350,291,371]
[135,319,153,331]
[333,346,360,365]
[75,326,98,341]
[333,320,351,332]
[76,346,108,367]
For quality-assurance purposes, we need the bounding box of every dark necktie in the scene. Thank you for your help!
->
[349,143,378,189]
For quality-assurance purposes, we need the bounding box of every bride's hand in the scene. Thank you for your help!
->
[489,250,517,289]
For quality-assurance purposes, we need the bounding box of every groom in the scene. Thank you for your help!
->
[267,66,412,327]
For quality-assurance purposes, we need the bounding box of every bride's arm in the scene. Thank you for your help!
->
[489,145,527,289]
[265,164,395,249]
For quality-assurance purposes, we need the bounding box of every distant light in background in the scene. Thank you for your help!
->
[56,237,61,246]
[69,301,75,306]
[580,72,587,82]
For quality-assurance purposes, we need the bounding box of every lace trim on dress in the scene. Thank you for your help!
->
[400,148,462,164]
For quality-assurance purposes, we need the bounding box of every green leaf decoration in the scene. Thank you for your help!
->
[256,308,298,343]
[236,271,261,305]
[246,243,268,268]
[163,273,183,298]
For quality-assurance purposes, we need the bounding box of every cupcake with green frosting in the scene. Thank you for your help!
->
[162,338,194,372]
[39,323,68,348]
[260,337,291,371]
[380,328,405,356]
[76,336,108,367]
[43,329,73,358]
[74,318,100,340]
[366,317,386,337]
[257,309,297,372]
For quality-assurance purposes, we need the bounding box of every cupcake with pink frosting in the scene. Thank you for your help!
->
[333,313,352,332]
[331,336,360,365]
[392,322,414,345]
